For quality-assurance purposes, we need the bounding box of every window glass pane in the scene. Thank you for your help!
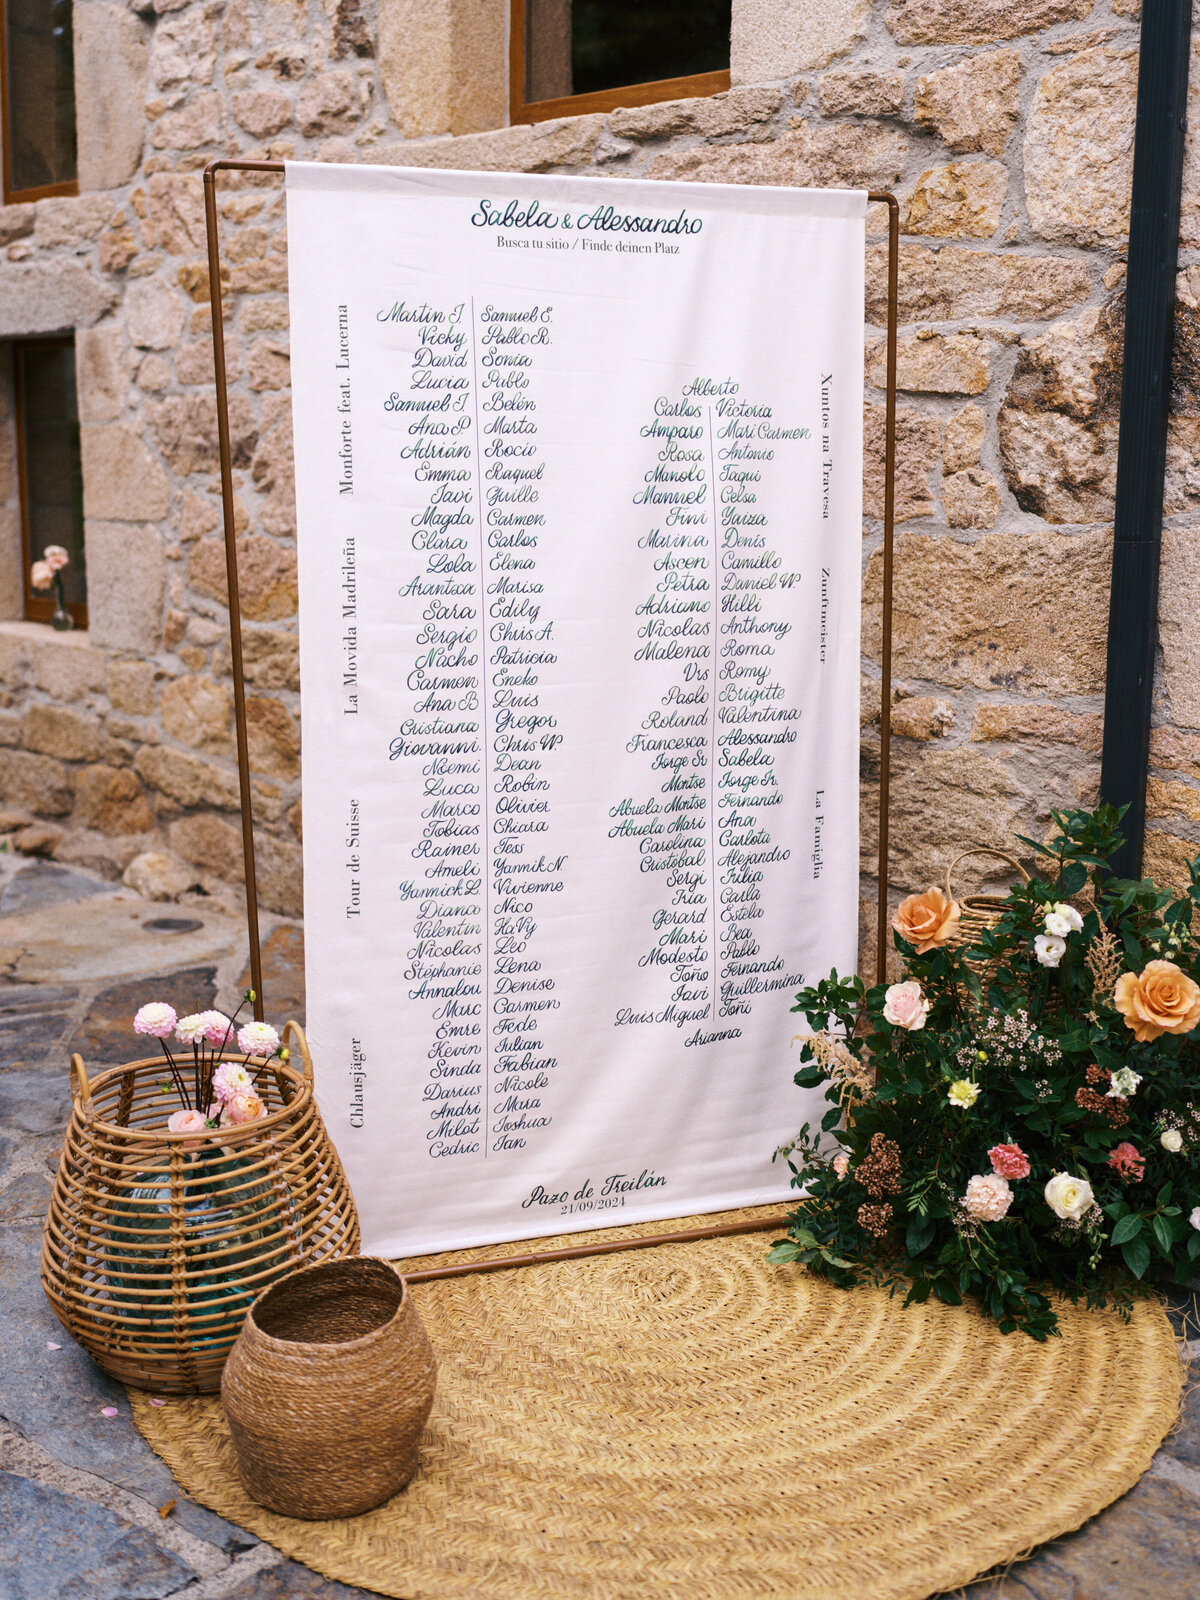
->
[526,0,730,104]
[5,0,77,195]
[17,341,86,610]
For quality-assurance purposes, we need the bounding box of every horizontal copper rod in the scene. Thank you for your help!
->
[208,158,286,173]
[402,1212,791,1283]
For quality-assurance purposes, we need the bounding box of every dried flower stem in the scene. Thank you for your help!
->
[1085,924,1121,1005]
[796,1030,876,1106]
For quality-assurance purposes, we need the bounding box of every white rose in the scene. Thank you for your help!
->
[1035,934,1066,969]
[1161,1128,1184,1153]
[1044,1172,1095,1222]
[1044,911,1072,938]
[1190,1206,1200,1231]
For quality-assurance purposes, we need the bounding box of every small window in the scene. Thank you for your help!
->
[15,337,87,627]
[514,0,731,124]
[2,0,78,203]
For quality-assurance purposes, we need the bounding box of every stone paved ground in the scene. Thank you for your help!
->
[1,849,1198,1599]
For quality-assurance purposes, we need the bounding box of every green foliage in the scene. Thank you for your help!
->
[776,805,1200,1338]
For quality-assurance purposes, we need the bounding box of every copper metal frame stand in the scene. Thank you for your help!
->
[202,159,899,1268]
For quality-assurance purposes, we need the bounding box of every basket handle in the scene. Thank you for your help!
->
[282,1020,314,1083]
[945,847,1031,903]
[69,1053,91,1107]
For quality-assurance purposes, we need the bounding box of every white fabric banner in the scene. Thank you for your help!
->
[285,162,866,1256]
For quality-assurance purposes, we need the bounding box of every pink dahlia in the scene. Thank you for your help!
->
[988,1143,1031,1181]
[212,1061,253,1103]
[175,1013,207,1045]
[199,1011,233,1048]
[237,1021,280,1059]
[134,1002,177,1039]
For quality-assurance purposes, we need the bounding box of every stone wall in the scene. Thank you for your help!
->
[0,0,1196,971]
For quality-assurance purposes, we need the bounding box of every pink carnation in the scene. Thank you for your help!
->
[1108,1142,1145,1182]
[134,1003,178,1039]
[961,1173,1013,1221]
[43,545,70,572]
[832,1153,850,1180]
[988,1143,1031,1181]
[29,559,53,591]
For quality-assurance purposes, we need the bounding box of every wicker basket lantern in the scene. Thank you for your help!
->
[41,1021,360,1394]
[942,846,1031,999]
[944,847,1031,948]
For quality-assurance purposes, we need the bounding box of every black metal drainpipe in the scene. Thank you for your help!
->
[1099,0,1193,880]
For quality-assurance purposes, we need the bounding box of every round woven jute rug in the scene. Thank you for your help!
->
[130,1208,1183,1600]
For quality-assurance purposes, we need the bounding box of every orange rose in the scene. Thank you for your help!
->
[1113,959,1200,1042]
[892,886,960,954]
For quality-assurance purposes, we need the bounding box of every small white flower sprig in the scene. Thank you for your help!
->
[133,990,283,1133]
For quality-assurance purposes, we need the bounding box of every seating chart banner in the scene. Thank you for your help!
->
[285,162,866,1256]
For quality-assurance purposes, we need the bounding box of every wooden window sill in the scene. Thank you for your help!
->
[512,69,732,125]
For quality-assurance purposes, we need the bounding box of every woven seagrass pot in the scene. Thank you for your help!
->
[41,1021,360,1395]
[221,1256,437,1519]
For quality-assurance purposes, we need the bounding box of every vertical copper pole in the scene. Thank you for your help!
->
[868,192,899,987]
[509,0,527,120]
[203,159,277,1020]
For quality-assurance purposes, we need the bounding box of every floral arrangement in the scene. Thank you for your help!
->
[133,990,283,1135]
[772,805,1200,1339]
[29,543,74,630]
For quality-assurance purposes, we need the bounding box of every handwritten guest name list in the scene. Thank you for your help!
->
[286,164,867,1257]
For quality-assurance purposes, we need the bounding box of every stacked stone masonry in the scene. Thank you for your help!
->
[1,0,1198,973]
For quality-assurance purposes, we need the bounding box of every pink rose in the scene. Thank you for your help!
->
[988,1143,1031,1181]
[167,1107,210,1150]
[962,1173,1013,1221]
[220,1091,265,1126]
[167,1109,208,1135]
[832,1153,850,1180]
[29,559,53,591]
[882,980,929,1031]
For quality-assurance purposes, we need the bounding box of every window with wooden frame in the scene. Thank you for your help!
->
[513,0,731,125]
[2,0,78,203]
[15,337,87,626]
